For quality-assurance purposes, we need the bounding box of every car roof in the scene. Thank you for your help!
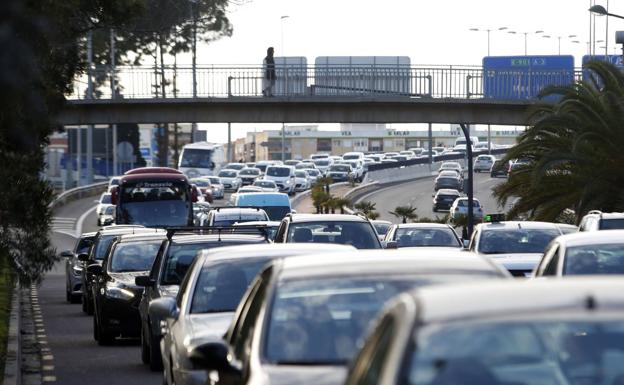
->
[597,212,624,219]
[170,233,268,244]
[288,213,369,223]
[371,220,392,225]
[393,223,453,229]
[278,249,507,280]
[554,229,624,247]
[436,189,460,195]
[80,232,98,238]
[412,277,624,324]
[213,207,267,215]
[117,232,167,243]
[476,221,560,230]
[197,243,355,264]
[233,221,281,227]
[97,226,156,236]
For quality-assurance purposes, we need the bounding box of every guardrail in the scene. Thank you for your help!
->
[367,148,509,172]
[49,182,108,212]
[70,64,582,101]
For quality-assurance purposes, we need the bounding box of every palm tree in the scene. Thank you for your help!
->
[314,176,333,194]
[493,60,624,223]
[389,205,418,224]
[333,197,352,214]
[354,200,380,220]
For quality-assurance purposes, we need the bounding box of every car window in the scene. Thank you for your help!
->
[543,245,560,276]
[478,228,561,254]
[286,221,380,249]
[564,243,624,275]
[218,170,237,178]
[109,241,161,273]
[266,167,291,177]
[355,315,397,385]
[600,219,624,230]
[395,228,460,248]
[161,242,217,285]
[76,237,94,255]
[190,258,270,314]
[101,194,112,204]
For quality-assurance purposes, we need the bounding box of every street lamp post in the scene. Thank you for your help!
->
[469,27,508,56]
[590,2,623,57]
[280,15,290,56]
[542,34,577,55]
[508,30,544,55]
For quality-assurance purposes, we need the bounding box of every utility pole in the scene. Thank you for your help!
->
[427,123,433,164]
[459,123,474,240]
[281,123,286,162]
[110,28,118,176]
[190,0,198,143]
[227,123,232,163]
[86,30,94,184]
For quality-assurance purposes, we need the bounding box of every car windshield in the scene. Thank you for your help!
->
[256,164,268,172]
[408,319,624,385]
[265,276,428,365]
[395,227,460,247]
[307,170,320,176]
[267,167,291,177]
[109,241,161,272]
[330,165,350,172]
[93,234,118,260]
[564,243,624,275]
[218,170,237,178]
[191,179,210,187]
[343,154,360,160]
[479,228,561,254]
[287,221,380,249]
[213,211,268,226]
[225,164,245,170]
[208,177,221,185]
[295,171,307,178]
[161,242,217,285]
[600,219,624,230]
[373,223,391,235]
[117,181,191,227]
[190,258,270,313]
[101,194,112,204]
[239,169,260,175]
[261,206,291,221]
[104,206,115,215]
[314,160,330,166]
[180,148,213,168]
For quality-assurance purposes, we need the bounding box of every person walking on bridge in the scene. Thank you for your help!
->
[262,46,276,97]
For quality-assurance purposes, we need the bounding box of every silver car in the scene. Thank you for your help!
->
[217,169,241,191]
[206,176,225,199]
[63,232,97,303]
[158,243,355,385]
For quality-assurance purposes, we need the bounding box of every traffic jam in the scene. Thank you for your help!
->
[65,159,624,385]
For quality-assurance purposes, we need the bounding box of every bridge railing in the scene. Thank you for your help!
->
[70,64,582,101]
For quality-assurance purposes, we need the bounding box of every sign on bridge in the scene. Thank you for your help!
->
[483,56,575,100]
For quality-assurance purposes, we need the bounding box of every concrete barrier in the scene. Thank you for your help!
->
[290,182,350,212]
[49,182,108,212]
[364,161,441,184]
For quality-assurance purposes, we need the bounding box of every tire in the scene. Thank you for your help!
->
[95,313,115,346]
[149,329,163,371]
[66,283,72,303]
[82,292,89,313]
[141,325,150,365]
[70,293,81,304]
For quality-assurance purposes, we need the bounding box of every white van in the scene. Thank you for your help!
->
[342,151,365,161]
[264,165,296,195]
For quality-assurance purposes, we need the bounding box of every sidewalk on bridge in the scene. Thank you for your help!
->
[293,184,355,214]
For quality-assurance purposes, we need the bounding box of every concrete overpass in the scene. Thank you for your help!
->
[56,97,536,126]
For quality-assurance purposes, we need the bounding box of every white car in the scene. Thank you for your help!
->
[342,151,365,161]
[206,176,225,199]
[217,169,242,191]
[469,220,564,277]
[344,160,364,182]
[303,168,321,184]
[438,161,463,175]
[449,197,484,221]
[96,192,113,216]
[252,180,280,192]
[264,165,296,195]
[399,150,416,159]
[311,158,333,174]
[474,155,497,172]
[294,170,311,192]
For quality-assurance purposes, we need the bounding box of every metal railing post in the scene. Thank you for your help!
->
[227,76,233,97]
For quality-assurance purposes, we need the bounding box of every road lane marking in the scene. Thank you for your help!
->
[75,205,98,237]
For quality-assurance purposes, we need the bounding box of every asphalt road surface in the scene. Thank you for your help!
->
[42,192,234,385]
[357,173,507,222]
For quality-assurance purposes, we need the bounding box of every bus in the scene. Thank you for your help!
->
[110,167,195,227]
[178,142,226,178]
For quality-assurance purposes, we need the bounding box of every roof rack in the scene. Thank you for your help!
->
[165,226,269,241]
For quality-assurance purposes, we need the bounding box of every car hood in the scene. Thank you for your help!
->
[188,312,234,341]
[486,253,542,270]
[261,365,347,385]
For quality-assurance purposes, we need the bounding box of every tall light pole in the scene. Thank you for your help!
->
[590,2,624,56]
[280,15,290,56]
[542,34,577,55]
[469,26,508,56]
[508,30,544,55]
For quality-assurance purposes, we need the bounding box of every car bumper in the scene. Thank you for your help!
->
[474,164,492,171]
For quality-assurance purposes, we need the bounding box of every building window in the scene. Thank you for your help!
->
[383,139,394,148]
[317,138,332,152]
[342,140,352,147]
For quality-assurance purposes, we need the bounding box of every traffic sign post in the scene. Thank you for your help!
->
[483,55,575,100]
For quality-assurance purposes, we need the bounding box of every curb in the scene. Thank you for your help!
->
[3,280,20,385]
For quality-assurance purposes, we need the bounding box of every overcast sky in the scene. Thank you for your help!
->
[194,0,624,142]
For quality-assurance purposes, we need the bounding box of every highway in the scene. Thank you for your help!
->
[38,176,503,384]
[356,172,507,222]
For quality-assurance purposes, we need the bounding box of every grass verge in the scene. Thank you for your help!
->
[0,251,15,385]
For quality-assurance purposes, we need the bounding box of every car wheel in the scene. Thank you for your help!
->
[96,313,115,346]
[141,325,150,365]
[149,329,163,371]
[70,292,81,304]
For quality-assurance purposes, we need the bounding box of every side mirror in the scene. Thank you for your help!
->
[77,253,90,262]
[135,275,155,287]
[189,341,237,372]
[87,264,103,275]
[60,250,74,259]
[149,296,178,321]
[209,161,216,170]
[385,241,398,249]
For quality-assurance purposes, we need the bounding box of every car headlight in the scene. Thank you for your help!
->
[104,286,135,300]
[72,264,83,275]
[285,179,292,185]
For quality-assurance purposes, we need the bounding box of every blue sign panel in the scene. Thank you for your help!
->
[483,56,575,100]
[581,55,624,82]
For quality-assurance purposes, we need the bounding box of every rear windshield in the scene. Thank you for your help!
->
[239,169,260,176]
[287,221,380,249]
[330,165,350,172]
[218,170,237,178]
[343,154,360,160]
[109,241,161,273]
[213,213,268,227]
[600,219,624,230]
[394,227,460,247]
[478,228,561,254]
